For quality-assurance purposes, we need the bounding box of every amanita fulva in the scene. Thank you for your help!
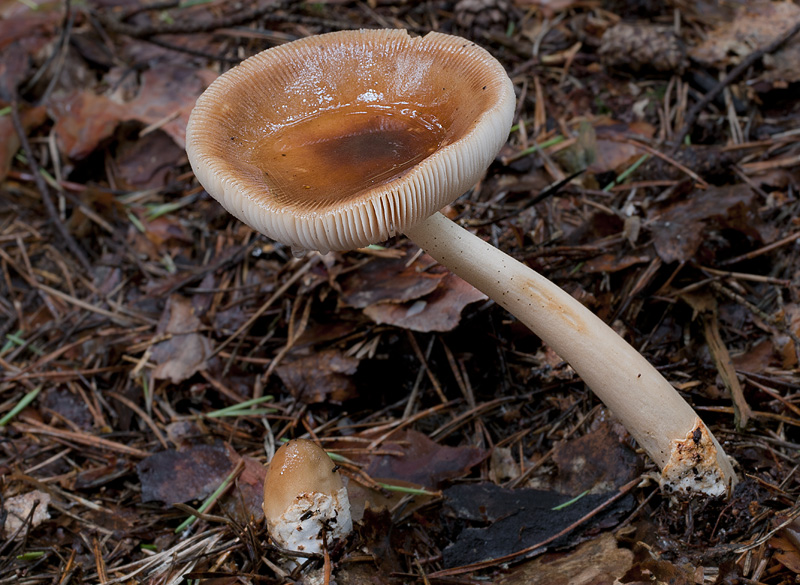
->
[263,439,352,555]
[186,29,736,496]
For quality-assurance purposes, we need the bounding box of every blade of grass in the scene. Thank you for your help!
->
[377,482,441,497]
[4,331,44,356]
[551,489,589,510]
[205,395,274,418]
[1,329,24,356]
[174,460,244,533]
[0,385,42,427]
[602,153,650,192]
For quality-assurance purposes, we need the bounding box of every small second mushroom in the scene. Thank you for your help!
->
[263,439,352,557]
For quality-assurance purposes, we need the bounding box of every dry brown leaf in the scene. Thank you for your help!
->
[689,0,800,84]
[2,490,51,539]
[0,105,46,182]
[51,65,217,159]
[137,441,239,505]
[649,184,760,264]
[218,455,267,524]
[357,429,487,488]
[553,419,642,494]
[275,349,360,404]
[339,252,445,309]
[151,294,213,384]
[364,273,487,332]
[498,532,634,585]
[0,9,59,93]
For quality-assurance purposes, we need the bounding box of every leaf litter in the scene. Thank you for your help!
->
[0,0,799,584]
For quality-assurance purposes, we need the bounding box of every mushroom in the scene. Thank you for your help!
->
[263,439,352,556]
[187,29,736,496]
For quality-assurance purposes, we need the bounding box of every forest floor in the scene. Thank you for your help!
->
[1,1,799,584]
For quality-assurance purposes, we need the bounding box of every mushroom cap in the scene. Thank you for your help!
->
[186,29,515,253]
[263,439,344,522]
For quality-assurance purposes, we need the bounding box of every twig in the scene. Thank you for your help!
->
[671,20,800,150]
[719,230,800,266]
[96,1,289,38]
[141,36,241,64]
[10,102,92,273]
[12,419,150,458]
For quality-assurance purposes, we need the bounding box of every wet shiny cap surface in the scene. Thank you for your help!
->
[262,439,343,523]
[186,29,515,254]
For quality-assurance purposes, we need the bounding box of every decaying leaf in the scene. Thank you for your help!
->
[340,251,487,332]
[0,8,59,94]
[51,64,217,159]
[339,252,445,309]
[275,349,360,404]
[137,441,239,505]
[218,455,267,524]
[151,294,213,384]
[358,429,487,488]
[0,105,46,182]
[649,185,761,264]
[689,0,800,85]
[2,490,51,539]
[552,419,642,494]
[497,532,634,585]
[364,273,488,332]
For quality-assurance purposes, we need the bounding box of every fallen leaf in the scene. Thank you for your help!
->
[41,387,92,430]
[0,105,46,182]
[51,64,217,159]
[773,304,800,369]
[498,532,634,585]
[113,129,186,191]
[0,9,59,95]
[771,533,800,574]
[364,273,488,332]
[275,349,360,404]
[339,252,445,309]
[732,339,779,374]
[358,429,487,488]
[512,0,582,19]
[2,490,51,539]
[552,419,643,494]
[137,441,239,505]
[151,295,213,384]
[689,0,800,85]
[583,252,651,274]
[585,120,654,176]
[218,455,267,524]
[649,184,761,264]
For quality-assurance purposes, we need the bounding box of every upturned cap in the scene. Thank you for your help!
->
[186,29,515,254]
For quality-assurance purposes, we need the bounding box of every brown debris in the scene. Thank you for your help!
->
[151,294,213,384]
[275,349,360,404]
[600,23,686,73]
[137,441,239,506]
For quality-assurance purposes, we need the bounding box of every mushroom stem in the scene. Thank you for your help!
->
[404,212,736,496]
